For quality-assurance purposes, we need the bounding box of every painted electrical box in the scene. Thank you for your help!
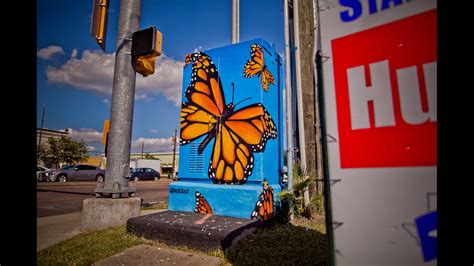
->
[168,38,284,220]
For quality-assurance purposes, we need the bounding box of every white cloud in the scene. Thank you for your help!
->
[71,49,78,59]
[69,128,103,143]
[66,128,177,154]
[45,49,184,105]
[131,137,174,153]
[37,45,65,60]
[149,129,159,134]
[87,146,97,151]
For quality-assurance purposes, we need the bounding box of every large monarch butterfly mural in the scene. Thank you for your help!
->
[168,39,283,220]
[251,178,274,221]
[243,44,276,91]
[180,51,277,184]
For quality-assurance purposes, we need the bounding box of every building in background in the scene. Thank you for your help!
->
[100,152,179,176]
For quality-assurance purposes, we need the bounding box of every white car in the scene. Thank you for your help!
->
[37,166,54,182]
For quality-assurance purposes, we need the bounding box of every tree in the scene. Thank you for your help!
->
[42,136,89,168]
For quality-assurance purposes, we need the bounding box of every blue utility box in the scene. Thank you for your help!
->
[169,38,284,219]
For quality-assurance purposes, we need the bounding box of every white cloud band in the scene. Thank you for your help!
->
[45,48,184,105]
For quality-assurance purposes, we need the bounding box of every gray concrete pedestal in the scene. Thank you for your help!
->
[81,197,141,231]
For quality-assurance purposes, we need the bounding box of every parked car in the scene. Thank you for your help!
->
[167,171,179,180]
[127,167,160,181]
[37,166,54,182]
[50,164,105,182]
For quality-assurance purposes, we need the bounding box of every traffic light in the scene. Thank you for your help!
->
[91,0,110,52]
[131,26,162,58]
[131,26,162,77]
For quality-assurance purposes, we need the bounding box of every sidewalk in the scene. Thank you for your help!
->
[37,209,164,252]
[37,209,224,265]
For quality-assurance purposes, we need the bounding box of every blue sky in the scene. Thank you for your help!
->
[37,0,284,154]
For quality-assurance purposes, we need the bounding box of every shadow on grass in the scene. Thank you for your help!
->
[225,222,328,266]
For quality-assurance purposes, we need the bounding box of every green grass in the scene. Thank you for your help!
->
[224,217,327,266]
[140,201,168,211]
[38,216,327,266]
[37,226,147,265]
[37,225,228,266]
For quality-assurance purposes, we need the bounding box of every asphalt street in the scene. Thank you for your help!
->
[37,178,173,218]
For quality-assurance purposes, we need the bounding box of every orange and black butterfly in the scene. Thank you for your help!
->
[251,178,274,221]
[243,44,276,92]
[180,52,277,184]
[194,191,213,214]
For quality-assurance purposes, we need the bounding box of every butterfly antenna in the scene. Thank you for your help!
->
[232,82,235,104]
[234,97,252,108]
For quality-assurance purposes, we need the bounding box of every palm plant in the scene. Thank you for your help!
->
[277,160,316,221]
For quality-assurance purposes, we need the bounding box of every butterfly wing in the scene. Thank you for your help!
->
[185,52,226,116]
[261,186,274,220]
[194,191,213,214]
[251,182,274,220]
[180,102,216,145]
[208,103,277,184]
[243,44,264,78]
[180,52,226,145]
[226,103,277,152]
[251,192,265,219]
[261,68,276,92]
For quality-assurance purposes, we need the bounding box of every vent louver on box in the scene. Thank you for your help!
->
[189,142,204,173]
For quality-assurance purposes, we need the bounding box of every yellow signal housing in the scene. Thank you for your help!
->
[102,120,110,156]
[135,56,157,77]
[131,27,162,77]
[91,0,109,52]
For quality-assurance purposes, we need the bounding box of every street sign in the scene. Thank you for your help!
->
[90,0,110,52]
[102,120,110,156]
[319,0,437,264]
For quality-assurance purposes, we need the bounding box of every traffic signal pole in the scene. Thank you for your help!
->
[95,0,141,198]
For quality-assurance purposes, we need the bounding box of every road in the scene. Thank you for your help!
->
[37,178,173,218]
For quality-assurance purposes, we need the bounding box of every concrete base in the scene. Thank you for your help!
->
[127,210,262,252]
[81,197,141,231]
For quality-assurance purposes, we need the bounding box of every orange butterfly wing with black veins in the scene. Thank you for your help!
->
[261,68,276,92]
[194,191,213,214]
[208,103,277,184]
[251,179,274,220]
[243,44,264,78]
[243,44,276,91]
[180,52,225,145]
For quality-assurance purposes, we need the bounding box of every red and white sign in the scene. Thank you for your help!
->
[319,1,437,264]
[331,10,437,168]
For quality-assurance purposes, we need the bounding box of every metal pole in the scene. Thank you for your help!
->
[232,0,239,44]
[316,50,336,266]
[312,0,323,195]
[171,128,177,177]
[37,105,46,165]
[95,0,141,198]
[141,142,144,158]
[283,0,294,190]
